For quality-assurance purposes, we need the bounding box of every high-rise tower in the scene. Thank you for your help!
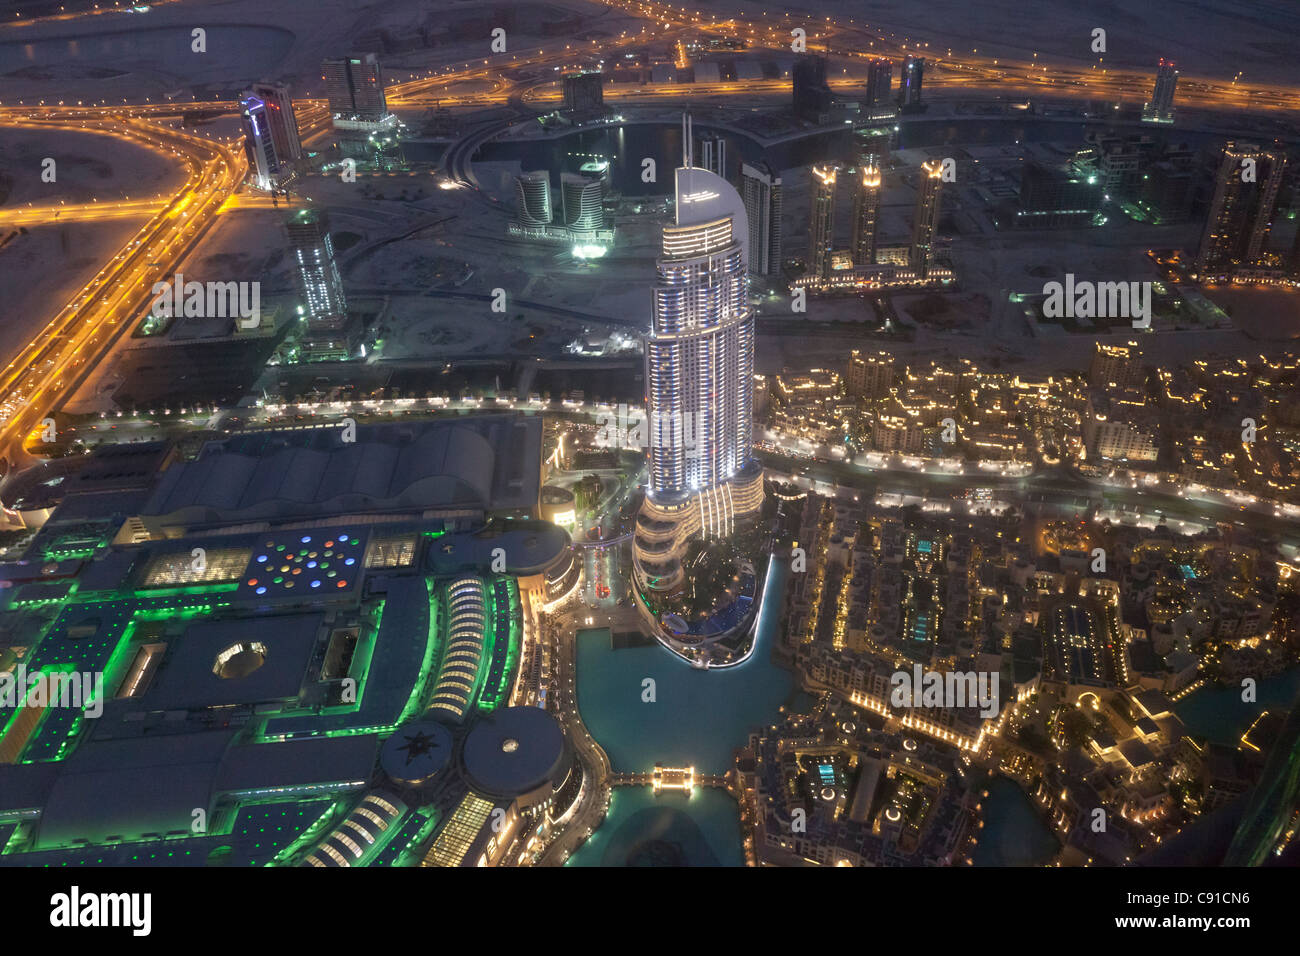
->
[898,56,924,111]
[286,208,351,360]
[741,161,783,277]
[1196,142,1286,274]
[851,162,882,266]
[866,58,893,109]
[910,160,944,278]
[1143,59,1179,123]
[561,173,605,232]
[793,55,833,124]
[562,71,604,114]
[634,116,765,595]
[808,164,838,280]
[248,82,302,163]
[514,171,553,227]
[1246,149,1286,262]
[322,53,388,122]
[239,94,283,192]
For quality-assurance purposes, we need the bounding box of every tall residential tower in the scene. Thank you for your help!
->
[322,53,388,122]
[1143,59,1179,123]
[741,161,783,276]
[286,208,352,360]
[910,160,944,278]
[1196,141,1287,275]
[851,162,882,266]
[898,56,924,111]
[808,164,838,280]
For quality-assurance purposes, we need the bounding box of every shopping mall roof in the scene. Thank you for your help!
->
[461,706,566,799]
[140,416,541,529]
[425,520,571,577]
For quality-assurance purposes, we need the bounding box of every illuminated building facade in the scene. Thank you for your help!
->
[634,117,764,595]
[898,56,924,112]
[909,160,944,279]
[741,160,783,277]
[285,208,351,360]
[865,58,893,110]
[1143,59,1179,123]
[509,168,613,246]
[1089,342,1145,390]
[851,163,881,266]
[846,349,895,399]
[0,416,577,868]
[808,164,838,280]
[514,170,553,228]
[1195,142,1287,276]
[323,53,388,122]
[562,172,605,232]
[249,82,302,164]
[239,94,286,193]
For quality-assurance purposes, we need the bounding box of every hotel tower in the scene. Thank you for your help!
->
[633,116,765,595]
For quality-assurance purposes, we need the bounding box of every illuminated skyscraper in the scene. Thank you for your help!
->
[1245,148,1286,262]
[1196,142,1286,274]
[910,160,944,278]
[561,173,605,232]
[322,53,388,122]
[248,82,302,163]
[898,56,924,111]
[1143,59,1178,123]
[634,116,764,595]
[851,162,881,266]
[515,171,553,227]
[286,209,350,359]
[866,58,893,109]
[741,161,783,277]
[856,125,892,168]
[239,94,283,192]
[808,164,838,280]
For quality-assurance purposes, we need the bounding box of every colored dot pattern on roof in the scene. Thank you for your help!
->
[238,530,363,600]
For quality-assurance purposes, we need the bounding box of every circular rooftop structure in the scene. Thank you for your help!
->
[381,720,454,788]
[462,706,566,799]
[213,642,268,679]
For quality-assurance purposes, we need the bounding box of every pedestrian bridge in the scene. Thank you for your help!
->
[609,764,729,793]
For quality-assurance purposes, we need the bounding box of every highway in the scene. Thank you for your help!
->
[0,103,330,475]
[0,115,243,471]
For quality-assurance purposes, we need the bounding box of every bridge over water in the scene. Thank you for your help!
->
[609,765,729,793]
